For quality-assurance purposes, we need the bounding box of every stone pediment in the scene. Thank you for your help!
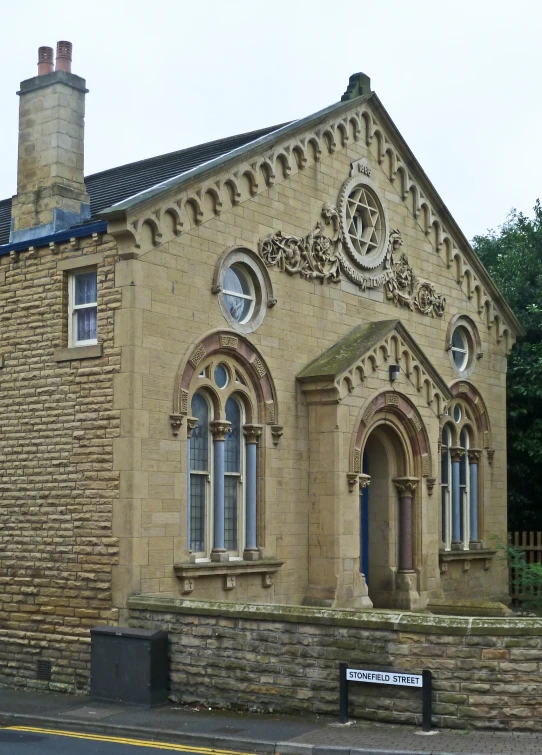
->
[297,319,452,417]
[100,88,523,347]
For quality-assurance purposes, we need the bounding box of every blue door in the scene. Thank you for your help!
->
[360,451,369,583]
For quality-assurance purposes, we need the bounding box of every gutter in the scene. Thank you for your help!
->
[0,221,108,257]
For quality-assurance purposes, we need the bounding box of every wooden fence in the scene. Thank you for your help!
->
[509,531,542,603]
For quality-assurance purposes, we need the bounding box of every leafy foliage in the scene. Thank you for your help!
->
[505,541,542,612]
[472,201,542,530]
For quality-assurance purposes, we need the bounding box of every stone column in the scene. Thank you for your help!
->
[393,477,418,572]
[186,417,198,551]
[243,424,263,561]
[450,447,465,548]
[392,476,421,610]
[210,420,231,562]
[468,448,482,546]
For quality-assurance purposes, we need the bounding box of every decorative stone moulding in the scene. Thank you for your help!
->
[426,476,437,495]
[271,425,283,445]
[259,203,446,317]
[169,413,184,436]
[174,559,284,594]
[438,549,497,572]
[347,472,371,493]
[10,83,519,351]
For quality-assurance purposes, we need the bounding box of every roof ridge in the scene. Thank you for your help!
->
[84,124,288,182]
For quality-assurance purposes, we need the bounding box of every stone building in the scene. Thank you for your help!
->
[0,44,524,693]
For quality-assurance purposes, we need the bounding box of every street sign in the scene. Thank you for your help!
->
[339,663,432,731]
[346,668,422,687]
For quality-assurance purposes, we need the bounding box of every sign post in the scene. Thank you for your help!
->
[339,663,432,731]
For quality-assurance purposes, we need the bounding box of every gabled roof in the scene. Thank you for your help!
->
[298,319,452,404]
[0,124,284,247]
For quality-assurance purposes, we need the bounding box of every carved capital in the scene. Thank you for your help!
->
[468,448,482,464]
[271,425,283,446]
[426,476,437,496]
[393,476,418,497]
[186,416,199,439]
[347,472,371,493]
[243,424,263,444]
[210,420,232,441]
[450,446,465,462]
[359,473,371,490]
[169,413,184,437]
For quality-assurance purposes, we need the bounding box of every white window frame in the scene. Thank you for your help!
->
[68,268,98,347]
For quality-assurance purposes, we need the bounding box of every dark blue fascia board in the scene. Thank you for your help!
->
[0,221,108,257]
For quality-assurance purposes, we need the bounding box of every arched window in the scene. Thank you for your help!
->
[189,392,210,554]
[441,426,452,551]
[440,402,480,551]
[186,358,262,561]
[224,397,242,552]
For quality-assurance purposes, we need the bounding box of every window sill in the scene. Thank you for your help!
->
[53,343,103,362]
[174,558,284,593]
[439,548,497,573]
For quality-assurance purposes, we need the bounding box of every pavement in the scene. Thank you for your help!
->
[1,687,542,755]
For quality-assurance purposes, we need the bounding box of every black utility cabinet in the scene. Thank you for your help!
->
[90,625,169,706]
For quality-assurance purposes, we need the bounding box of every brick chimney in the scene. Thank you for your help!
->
[10,42,90,243]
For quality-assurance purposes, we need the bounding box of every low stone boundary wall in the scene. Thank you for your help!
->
[128,596,542,731]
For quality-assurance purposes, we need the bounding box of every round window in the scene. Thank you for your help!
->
[214,363,229,389]
[451,327,469,372]
[222,264,255,324]
[453,405,462,423]
[214,250,273,334]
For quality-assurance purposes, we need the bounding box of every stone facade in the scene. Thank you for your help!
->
[0,58,524,696]
[129,597,542,731]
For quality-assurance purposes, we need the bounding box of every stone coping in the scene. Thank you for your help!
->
[127,595,542,636]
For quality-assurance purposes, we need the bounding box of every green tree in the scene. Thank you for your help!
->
[472,201,542,530]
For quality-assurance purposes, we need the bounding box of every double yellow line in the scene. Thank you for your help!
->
[5,725,259,753]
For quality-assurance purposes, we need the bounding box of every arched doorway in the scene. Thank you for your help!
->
[352,392,429,611]
[361,423,408,608]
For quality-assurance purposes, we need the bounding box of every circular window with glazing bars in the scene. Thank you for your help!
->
[213,247,276,334]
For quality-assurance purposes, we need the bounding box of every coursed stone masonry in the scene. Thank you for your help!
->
[0,235,121,691]
[129,597,542,731]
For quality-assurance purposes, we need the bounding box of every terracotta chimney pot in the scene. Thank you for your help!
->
[55,41,73,72]
[37,46,54,76]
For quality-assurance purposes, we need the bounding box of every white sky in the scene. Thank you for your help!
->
[1,0,541,240]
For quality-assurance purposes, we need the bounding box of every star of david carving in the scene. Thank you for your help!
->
[345,186,381,257]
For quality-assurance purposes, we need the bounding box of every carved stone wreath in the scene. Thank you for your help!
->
[258,179,446,317]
